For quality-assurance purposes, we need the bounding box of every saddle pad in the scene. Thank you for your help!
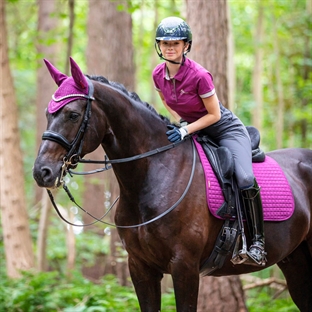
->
[193,138,295,221]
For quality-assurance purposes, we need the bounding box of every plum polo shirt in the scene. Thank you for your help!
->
[152,58,216,123]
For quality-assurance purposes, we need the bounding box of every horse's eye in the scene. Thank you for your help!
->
[69,112,80,121]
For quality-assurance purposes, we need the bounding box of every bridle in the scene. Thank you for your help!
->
[42,78,95,181]
[41,78,196,228]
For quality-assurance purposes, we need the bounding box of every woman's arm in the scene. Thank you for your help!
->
[158,91,181,122]
[185,93,221,135]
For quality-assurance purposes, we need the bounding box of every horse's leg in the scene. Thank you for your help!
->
[128,256,163,312]
[171,262,199,312]
[277,241,312,312]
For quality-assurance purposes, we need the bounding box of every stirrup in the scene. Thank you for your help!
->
[231,230,249,265]
[246,243,267,266]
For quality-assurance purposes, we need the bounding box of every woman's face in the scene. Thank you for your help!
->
[159,40,189,63]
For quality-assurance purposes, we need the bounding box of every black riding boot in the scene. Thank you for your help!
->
[241,180,267,266]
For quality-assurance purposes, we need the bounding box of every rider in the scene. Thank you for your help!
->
[152,16,266,266]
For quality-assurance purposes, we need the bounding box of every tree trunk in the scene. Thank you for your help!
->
[83,0,134,284]
[36,189,51,272]
[273,20,285,149]
[252,2,264,132]
[186,0,247,310]
[65,0,75,76]
[198,276,247,312]
[300,0,311,147]
[187,0,231,108]
[0,0,35,278]
[35,0,58,272]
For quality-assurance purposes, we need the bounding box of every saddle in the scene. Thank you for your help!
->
[197,126,265,275]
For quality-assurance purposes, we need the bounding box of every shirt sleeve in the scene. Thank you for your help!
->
[152,66,161,92]
[197,70,216,98]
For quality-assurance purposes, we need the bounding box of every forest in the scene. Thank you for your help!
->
[0,0,311,311]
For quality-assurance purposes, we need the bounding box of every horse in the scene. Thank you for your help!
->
[33,57,312,312]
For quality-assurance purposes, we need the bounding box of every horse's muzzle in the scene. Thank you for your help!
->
[33,161,63,189]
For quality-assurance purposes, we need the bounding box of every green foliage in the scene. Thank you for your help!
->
[247,292,298,312]
[2,1,311,311]
[230,0,312,150]
[244,267,299,311]
[0,268,299,312]
[37,210,109,273]
[0,272,141,312]
[0,271,178,312]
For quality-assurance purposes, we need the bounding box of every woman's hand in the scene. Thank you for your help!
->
[166,125,188,142]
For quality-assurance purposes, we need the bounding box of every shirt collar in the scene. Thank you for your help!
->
[163,58,189,82]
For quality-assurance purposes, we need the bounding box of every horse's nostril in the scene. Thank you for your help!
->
[33,163,57,188]
[41,166,53,181]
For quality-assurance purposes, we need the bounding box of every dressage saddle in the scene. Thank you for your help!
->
[197,126,265,275]
[197,126,265,219]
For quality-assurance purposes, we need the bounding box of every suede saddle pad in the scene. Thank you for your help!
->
[193,138,295,221]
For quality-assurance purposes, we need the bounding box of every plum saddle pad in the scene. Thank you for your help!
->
[193,138,295,221]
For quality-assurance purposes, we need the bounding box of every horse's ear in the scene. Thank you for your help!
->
[43,59,67,87]
[69,57,88,91]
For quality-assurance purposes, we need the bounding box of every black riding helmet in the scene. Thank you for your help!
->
[155,17,192,64]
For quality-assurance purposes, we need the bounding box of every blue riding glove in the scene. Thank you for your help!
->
[166,125,188,143]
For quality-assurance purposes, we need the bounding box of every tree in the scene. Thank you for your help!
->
[35,0,58,272]
[0,0,35,278]
[81,0,134,285]
[251,1,264,133]
[187,0,233,109]
[186,0,247,310]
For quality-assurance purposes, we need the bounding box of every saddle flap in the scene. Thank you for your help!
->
[216,147,234,179]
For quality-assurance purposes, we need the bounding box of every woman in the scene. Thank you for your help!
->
[152,16,266,266]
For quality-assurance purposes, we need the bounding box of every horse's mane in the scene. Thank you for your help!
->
[87,75,170,124]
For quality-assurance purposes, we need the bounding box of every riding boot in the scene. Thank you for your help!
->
[241,180,267,266]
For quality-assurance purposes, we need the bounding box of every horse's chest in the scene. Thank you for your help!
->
[121,227,171,265]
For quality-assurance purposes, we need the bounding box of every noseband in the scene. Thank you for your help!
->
[42,78,95,178]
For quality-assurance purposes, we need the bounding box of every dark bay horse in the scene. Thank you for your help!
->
[33,58,312,312]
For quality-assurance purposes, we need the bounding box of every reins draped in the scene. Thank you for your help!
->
[49,138,196,228]
[43,77,197,228]
[69,139,187,176]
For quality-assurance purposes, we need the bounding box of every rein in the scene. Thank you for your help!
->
[69,139,187,176]
[42,77,196,228]
[48,138,196,228]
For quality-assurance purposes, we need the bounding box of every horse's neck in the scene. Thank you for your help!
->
[98,93,166,158]
[97,89,167,191]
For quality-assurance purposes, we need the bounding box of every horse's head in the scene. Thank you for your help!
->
[33,57,107,189]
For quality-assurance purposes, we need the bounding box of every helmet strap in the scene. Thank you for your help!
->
[154,42,186,65]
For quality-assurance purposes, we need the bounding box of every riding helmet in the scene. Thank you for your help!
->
[155,17,192,53]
